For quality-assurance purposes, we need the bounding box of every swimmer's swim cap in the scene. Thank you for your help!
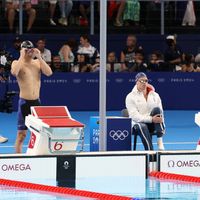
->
[21,40,34,49]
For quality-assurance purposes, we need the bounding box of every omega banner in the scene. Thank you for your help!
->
[0,157,57,184]
[158,152,200,176]
[0,154,147,189]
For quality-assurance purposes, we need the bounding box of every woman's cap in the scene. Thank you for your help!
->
[135,72,147,82]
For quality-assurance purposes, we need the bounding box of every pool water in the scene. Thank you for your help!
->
[0,186,94,200]
[76,177,200,199]
[146,178,200,200]
[1,177,200,200]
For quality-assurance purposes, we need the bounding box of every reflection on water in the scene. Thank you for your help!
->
[76,176,145,197]
[1,177,200,199]
[73,176,200,199]
[0,186,93,200]
[147,178,200,200]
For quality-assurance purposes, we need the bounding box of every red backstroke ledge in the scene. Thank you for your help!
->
[0,178,134,200]
[149,171,200,183]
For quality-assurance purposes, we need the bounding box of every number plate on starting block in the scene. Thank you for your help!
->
[50,140,77,153]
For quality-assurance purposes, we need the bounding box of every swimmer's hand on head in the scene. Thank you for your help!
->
[19,48,26,59]
[33,48,53,76]
[32,48,42,60]
[11,48,27,76]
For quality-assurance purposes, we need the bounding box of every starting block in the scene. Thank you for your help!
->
[195,112,200,127]
[25,106,84,155]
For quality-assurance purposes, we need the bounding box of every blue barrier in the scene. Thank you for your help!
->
[1,72,200,111]
[90,116,132,151]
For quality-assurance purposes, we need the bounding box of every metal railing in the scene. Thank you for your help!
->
[3,0,197,35]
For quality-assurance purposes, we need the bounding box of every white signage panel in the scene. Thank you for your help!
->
[160,154,200,176]
[76,155,146,178]
[0,157,57,185]
[76,155,146,195]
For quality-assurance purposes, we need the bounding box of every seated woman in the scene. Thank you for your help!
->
[5,0,36,32]
[106,51,122,72]
[58,38,77,70]
[71,54,91,72]
[181,53,200,72]
[126,72,165,151]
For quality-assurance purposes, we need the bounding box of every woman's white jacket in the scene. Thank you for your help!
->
[125,85,164,125]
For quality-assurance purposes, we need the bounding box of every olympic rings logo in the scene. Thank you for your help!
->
[109,130,129,141]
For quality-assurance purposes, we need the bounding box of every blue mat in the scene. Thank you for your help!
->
[0,110,199,154]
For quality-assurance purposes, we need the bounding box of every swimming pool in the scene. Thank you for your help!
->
[0,185,93,200]
[1,110,200,200]
[1,177,200,200]
[76,177,200,199]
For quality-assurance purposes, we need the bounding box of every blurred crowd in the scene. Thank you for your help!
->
[1,33,200,73]
[2,0,197,33]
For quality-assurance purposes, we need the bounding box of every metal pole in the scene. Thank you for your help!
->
[161,0,165,35]
[90,0,95,35]
[99,0,107,151]
[19,0,23,35]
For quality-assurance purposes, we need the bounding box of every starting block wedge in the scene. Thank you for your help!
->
[25,106,84,155]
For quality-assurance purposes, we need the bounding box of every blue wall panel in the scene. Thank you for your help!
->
[1,72,200,111]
